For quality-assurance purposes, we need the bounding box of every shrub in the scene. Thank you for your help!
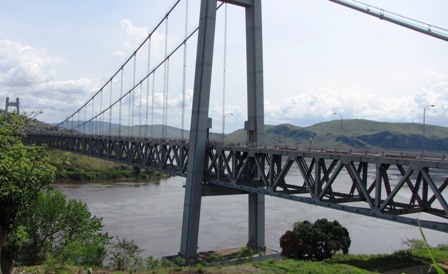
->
[145,256,160,270]
[237,246,255,261]
[209,252,225,263]
[108,237,144,271]
[280,218,351,260]
[8,189,110,267]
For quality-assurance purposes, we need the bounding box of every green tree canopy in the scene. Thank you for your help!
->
[0,113,56,273]
[8,189,111,267]
[280,218,351,260]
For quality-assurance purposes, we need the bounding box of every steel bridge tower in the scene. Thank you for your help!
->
[180,0,265,260]
[3,97,20,115]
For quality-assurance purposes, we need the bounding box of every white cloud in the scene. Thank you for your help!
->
[0,39,59,87]
[423,67,446,81]
[263,79,448,128]
[0,39,98,123]
[120,19,148,50]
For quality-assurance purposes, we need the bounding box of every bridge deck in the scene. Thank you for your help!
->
[25,133,448,233]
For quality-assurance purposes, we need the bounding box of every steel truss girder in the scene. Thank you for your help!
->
[25,134,189,176]
[25,134,448,232]
[206,145,448,232]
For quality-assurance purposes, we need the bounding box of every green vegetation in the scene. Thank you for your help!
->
[325,242,448,273]
[4,189,110,272]
[47,150,168,182]
[13,241,448,273]
[280,218,351,260]
[0,113,56,274]
[108,237,144,272]
[418,220,446,274]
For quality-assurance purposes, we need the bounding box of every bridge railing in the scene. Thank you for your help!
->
[214,142,448,162]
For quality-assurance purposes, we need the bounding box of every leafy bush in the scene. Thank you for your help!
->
[144,256,160,270]
[237,246,255,261]
[279,218,351,260]
[109,237,144,271]
[8,189,110,267]
[209,252,225,263]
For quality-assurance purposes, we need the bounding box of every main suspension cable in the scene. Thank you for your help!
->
[63,1,227,134]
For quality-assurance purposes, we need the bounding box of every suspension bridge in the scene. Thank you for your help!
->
[19,0,448,260]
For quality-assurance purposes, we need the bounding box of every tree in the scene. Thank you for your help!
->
[0,113,56,273]
[6,189,110,267]
[280,218,351,260]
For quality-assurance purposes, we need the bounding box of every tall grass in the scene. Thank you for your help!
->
[418,220,446,274]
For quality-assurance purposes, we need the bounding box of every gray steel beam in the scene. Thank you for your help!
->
[207,180,448,233]
[219,0,252,7]
[244,0,266,252]
[244,0,264,145]
[179,0,218,261]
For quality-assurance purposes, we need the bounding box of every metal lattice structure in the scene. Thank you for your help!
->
[26,133,189,176]
[25,133,448,233]
[206,144,448,232]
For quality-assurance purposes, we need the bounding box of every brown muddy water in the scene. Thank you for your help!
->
[54,176,447,259]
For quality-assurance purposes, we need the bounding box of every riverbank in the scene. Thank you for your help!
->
[47,149,169,182]
[14,248,448,273]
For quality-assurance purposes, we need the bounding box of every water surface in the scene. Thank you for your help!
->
[54,177,447,258]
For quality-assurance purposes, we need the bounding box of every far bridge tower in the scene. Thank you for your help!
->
[3,97,20,115]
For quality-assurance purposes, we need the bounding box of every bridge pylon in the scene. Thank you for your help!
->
[3,97,20,115]
[179,0,265,260]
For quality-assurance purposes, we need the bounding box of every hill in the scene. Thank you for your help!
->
[224,119,448,152]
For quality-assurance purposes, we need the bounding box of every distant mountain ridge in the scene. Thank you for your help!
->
[225,119,448,152]
[26,118,448,152]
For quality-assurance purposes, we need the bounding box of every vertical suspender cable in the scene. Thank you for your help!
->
[109,81,113,136]
[151,72,156,137]
[139,83,143,137]
[164,60,170,139]
[119,68,124,137]
[130,53,137,137]
[221,3,228,142]
[91,98,94,135]
[84,105,87,134]
[146,38,152,138]
[162,16,169,139]
[181,0,189,140]
[100,88,103,135]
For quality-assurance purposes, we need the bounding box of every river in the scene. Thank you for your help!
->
[54,176,447,259]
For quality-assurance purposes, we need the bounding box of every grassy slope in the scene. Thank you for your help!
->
[15,246,448,273]
[47,149,167,181]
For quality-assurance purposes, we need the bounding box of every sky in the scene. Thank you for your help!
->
[0,0,447,133]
